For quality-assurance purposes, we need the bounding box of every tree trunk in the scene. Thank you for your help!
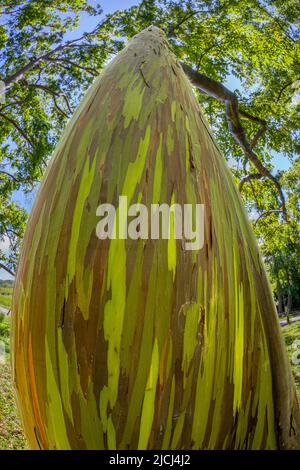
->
[11,26,300,450]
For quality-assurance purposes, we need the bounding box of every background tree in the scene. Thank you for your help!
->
[0,0,299,279]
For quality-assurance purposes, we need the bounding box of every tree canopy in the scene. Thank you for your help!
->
[0,0,299,285]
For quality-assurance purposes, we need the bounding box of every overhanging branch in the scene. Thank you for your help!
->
[254,209,284,226]
[180,62,287,218]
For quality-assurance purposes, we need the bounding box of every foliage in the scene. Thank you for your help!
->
[0,197,27,275]
[0,0,122,274]
[282,321,300,402]
[0,310,27,449]
[0,283,13,308]
[0,369,27,450]
[0,361,27,449]
[0,315,292,448]
[11,26,300,449]
[0,313,299,449]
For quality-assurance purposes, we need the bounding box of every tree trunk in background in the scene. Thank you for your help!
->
[11,26,300,450]
[285,270,292,324]
[276,281,284,315]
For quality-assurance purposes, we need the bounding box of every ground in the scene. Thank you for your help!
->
[0,302,299,449]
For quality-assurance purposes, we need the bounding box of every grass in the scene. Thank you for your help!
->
[0,313,299,449]
[282,321,300,402]
[0,315,27,449]
[0,287,12,310]
[0,287,13,295]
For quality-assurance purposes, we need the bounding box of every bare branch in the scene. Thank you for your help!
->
[181,62,287,218]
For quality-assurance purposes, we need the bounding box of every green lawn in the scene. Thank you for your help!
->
[0,314,27,449]
[0,295,11,309]
[282,321,300,402]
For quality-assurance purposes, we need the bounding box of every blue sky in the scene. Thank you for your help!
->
[0,0,292,279]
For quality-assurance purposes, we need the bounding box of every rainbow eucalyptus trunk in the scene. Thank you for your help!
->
[11,26,300,450]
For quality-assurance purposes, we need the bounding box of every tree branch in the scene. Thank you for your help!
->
[181,62,287,218]
[0,261,15,278]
